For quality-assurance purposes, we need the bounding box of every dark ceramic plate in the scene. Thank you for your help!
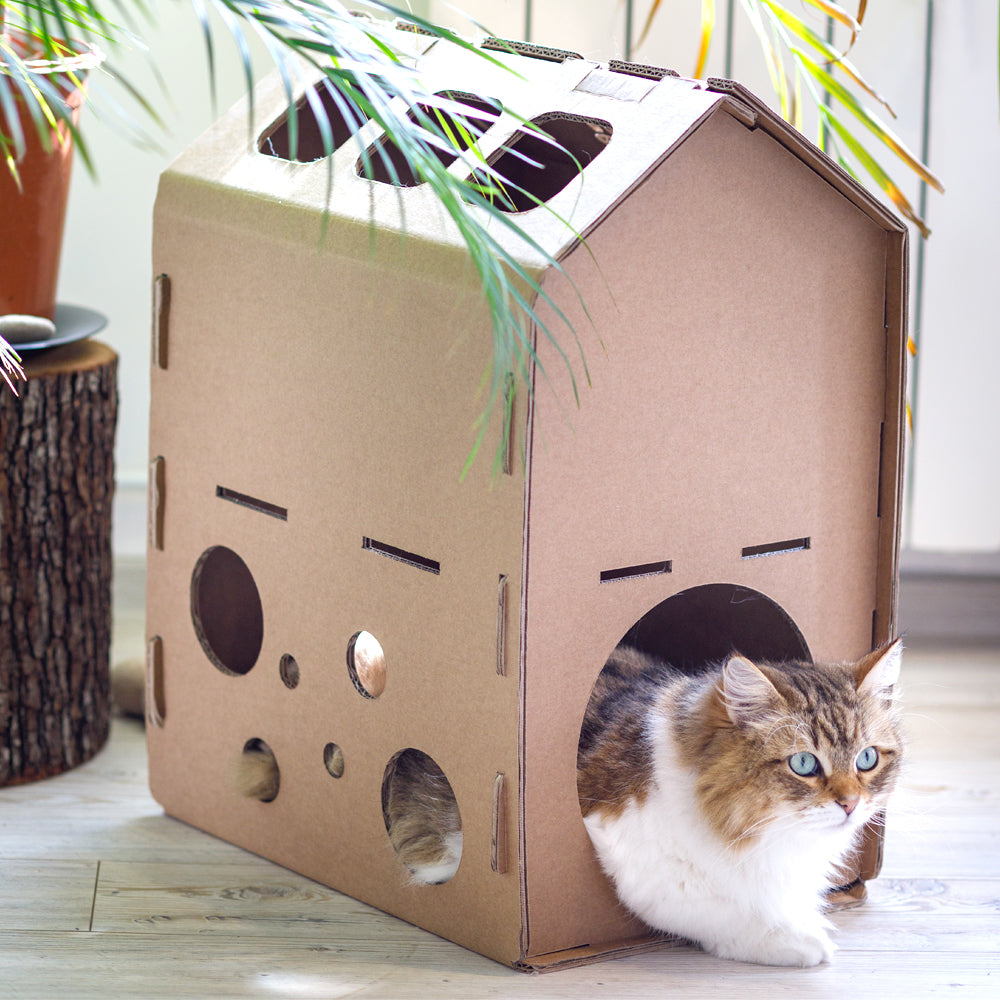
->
[11,304,108,352]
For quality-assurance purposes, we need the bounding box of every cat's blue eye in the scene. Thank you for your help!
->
[856,747,879,772]
[788,752,820,777]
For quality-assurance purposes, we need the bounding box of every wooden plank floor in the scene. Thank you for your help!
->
[1,564,998,998]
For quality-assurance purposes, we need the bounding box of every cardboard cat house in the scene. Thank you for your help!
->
[146,23,908,970]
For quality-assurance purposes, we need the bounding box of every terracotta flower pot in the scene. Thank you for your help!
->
[0,34,104,321]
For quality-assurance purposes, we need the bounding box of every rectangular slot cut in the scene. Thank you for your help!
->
[600,560,672,584]
[146,635,165,727]
[216,486,288,521]
[496,575,508,676]
[471,113,613,213]
[491,772,508,874]
[148,456,166,551]
[876,420,885,518]
[502,373,515,476]
[258,80,370,162]
[358,91,501,187]
[362,536,440,575]
[151,274,170,369]
[741,537,811,559]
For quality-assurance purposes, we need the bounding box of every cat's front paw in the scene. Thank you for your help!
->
[712,926,835,967]
[756,928,835,968]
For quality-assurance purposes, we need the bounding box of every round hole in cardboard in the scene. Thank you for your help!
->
[347,630,386,698]
[279,653,300,689]
[616,583,811,671]
[323,742,345,778]
[190,546,264,676]
[238,737,280,803]
[381,748,462,885]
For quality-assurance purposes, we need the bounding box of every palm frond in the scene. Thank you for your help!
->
[735,0,941,235]
[0,338,25,395]
[2,1,591,471]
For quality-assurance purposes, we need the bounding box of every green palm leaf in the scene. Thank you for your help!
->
[734,0,941,234]
[1,1,589,471]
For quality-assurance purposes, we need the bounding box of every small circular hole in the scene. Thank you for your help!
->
[323,742,345,778]
[347,630,386,699]
[279,653,300,689]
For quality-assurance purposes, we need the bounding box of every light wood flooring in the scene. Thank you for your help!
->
[1,561,998,998]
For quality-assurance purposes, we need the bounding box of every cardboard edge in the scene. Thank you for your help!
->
[877,228,910,647]
[705,79,908,238]
[515,935,685,973]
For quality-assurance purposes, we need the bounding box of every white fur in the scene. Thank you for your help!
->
[407,831,463,885]
[583,713,877,967]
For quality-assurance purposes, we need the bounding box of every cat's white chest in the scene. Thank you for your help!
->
[582,719,854,967]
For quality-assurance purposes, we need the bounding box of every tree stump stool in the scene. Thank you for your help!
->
[0,339,118,785]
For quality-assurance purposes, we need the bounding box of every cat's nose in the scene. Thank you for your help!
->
[838,795,860,816]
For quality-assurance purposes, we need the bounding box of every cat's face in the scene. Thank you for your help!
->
[692,641,904,846]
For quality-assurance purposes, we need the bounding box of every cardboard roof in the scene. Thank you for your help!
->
[161,26,906,279]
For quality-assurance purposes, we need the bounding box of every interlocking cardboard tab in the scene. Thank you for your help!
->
[148,24,908,969]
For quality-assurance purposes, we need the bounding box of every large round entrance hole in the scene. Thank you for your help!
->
[191,546,264,675]
[578,585,811,821]
[616,583,811,674]
[381,748,462,885]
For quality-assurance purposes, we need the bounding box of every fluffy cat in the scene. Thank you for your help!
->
[577,640,904,967]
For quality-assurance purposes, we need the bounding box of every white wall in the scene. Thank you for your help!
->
[56,0,998,557]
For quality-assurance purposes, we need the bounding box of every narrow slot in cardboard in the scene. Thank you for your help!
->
[740,537,811,560]
[216,485,288,521]
[358,92,501,187]
[599,560,671,584]
[496,574,508,676]
[258,81,370,162]
[148,456,166,550]
[502,373,515,476]
[362,536,441,574]
[152,274,170,369]
[876,421,885,518]
[472,113,613,213]
[146,635,165,727]
[491,772,508,874]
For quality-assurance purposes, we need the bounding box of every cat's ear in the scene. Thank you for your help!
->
[721,655,784,727]
[854,638,902,698]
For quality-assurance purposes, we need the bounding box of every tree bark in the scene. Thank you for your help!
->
[0,339,117,785]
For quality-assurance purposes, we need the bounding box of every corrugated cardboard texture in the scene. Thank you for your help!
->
[148,25,907,969]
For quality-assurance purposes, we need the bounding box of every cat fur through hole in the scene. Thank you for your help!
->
[577,639,904,967]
